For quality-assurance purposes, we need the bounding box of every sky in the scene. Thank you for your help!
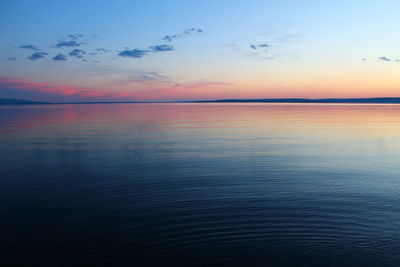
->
[1,0,400,102]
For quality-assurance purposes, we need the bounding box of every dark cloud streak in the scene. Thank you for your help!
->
[28,52,48,61]
[19,45,40,51]
[162,28,203,42]
[67,34,83,40]
[130,72,169,83]
[69,49,85,58]
[151,44,174,52]
[52,54,67,61]
[250,43,269,50]
[56,40,80,48]
[379,56,391,62]
[118,49,148,58]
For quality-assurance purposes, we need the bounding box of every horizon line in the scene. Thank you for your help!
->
[5,97,400,105]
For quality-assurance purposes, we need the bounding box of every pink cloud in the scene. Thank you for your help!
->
[0,77,100,97]
[0,77,234,102]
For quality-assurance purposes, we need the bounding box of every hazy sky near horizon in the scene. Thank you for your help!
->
[1,0,400,102]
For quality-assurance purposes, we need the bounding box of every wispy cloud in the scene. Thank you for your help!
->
[0,77,109,102]
[6,56,18,61]
[132,81,234,101]
[224,42,274,60]
[67,34,84,40]
[112,72,174,88]
[162,28,203,42]
[250,43,269,50]
[95,48,108,53]
[52,54,67,61]
[54,34,88,48]
[88,48,110,56]
[150,44,174,52]
[379,56,391,62]
[129,72,169,83]
[162,35,180,42]
[28,52,48,61]
[184,28,203,34]
[118,44,174,58]
[0,77,233,102]
[19,45,40,51]
[175,81,232,90]
[56,40,80,48]
[9,34,103,63]
[69,49,85,58]
[11,29,195,63]
[118,49,148,58]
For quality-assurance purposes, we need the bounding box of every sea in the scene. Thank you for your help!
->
[1,103,400,266]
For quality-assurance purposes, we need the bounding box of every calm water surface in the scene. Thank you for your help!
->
[1,103,400,266]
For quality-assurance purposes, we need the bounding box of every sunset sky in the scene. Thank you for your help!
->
[1,0,400,102]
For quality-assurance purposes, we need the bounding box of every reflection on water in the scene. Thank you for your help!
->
[1,103,400,266]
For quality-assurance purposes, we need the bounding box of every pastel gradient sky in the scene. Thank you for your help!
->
[1,0,400,102]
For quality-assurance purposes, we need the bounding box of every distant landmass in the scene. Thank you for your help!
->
[193,98,400,103]
[0,98,49,105]
[55,97,400,104]
[3,97,400,104]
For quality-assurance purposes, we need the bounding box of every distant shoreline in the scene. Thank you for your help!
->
[3,97,400,105]
[191,98,400,104]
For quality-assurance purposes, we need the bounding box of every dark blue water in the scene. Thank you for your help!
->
[1,103,400,266]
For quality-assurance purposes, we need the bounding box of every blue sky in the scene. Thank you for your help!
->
[1,0,400,101]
